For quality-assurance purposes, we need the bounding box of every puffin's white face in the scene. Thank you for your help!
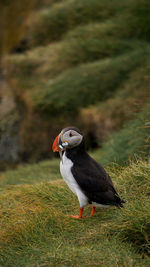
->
[52,127,83,152]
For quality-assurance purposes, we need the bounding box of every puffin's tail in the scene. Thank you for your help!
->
[115,194,126,208]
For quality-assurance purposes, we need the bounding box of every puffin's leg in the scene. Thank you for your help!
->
[90,206,96,217]
[70,207,84,219]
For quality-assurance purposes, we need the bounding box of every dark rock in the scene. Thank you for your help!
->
[0,114,20,164]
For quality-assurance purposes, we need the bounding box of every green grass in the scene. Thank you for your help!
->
[0,159,60,188]
[28,0,127,47]
[0,157,150,266]
[32,47,150,115]
[119,0,150,41]
[106,159,150,254]
[81,56,150,145]
[3,0,150,165]
[6,46,149,163]
[27,0,150,48]
[7,20,143,93]
[94,104,150,166]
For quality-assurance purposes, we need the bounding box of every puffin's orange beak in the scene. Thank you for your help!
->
[52,134,61,152]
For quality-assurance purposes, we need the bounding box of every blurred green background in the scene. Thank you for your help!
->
[0,0,150,169]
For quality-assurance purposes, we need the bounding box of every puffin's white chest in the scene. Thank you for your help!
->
[60,152,78,195]
[60,152,88,207]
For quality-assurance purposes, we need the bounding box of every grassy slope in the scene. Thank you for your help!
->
[0,159,60,188]
[27,0,127,46]
[31,47,150,115]
[4,0,150,161]
[28,0,150,47]
[7,21,144,89]
[0,102,149,265]
[0,157,150,266]
[80,54,150,143]
[93,104,150,166]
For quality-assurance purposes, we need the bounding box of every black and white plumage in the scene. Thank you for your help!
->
[52,127,125,218]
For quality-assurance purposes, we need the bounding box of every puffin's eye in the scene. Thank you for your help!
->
[69,132,73,137]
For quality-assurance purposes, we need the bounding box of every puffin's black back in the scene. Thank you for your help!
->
[66,140,124,207]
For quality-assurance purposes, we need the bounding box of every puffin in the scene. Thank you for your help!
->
[52,126,125,219]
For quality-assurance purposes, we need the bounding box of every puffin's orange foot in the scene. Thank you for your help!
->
[89,206,96,217]
[70,215,85,219]
[66,208,84,219]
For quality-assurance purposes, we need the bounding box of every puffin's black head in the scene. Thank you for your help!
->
[52,127,83,152]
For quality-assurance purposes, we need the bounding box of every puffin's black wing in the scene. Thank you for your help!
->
[71,153,124,207]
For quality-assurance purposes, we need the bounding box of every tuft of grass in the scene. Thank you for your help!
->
[0,158,150,266]
[80,56,150,146]
[6,21,143,93]
[106,159,150,254]
[26,0,150,48]
[94,104,150,166]
[32,47,150,115]
[61,21,143,65]
[27,0,127,47]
